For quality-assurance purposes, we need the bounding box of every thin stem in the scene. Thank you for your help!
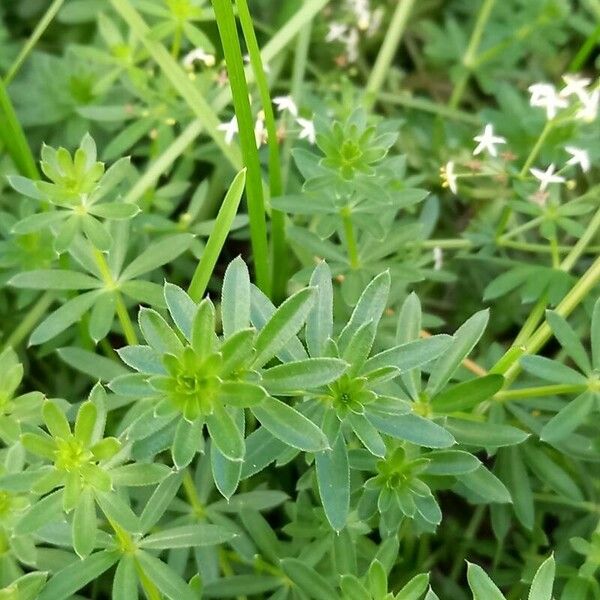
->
[448,0,496,108]
[569,22,600,71]
[212,0,271,296]
[182,470,205,517]
[495,384,587,402]
[519,120,554,177]
[418,238,473,250]
[4,0,65,85]
[341,209,360,269]
[92,249,139,345]
[3,291,54,349]
[561,206,600,271]
[378,91,481,124]
[450,505,485,580]
[365,0,416,108]
[235,0,287,301]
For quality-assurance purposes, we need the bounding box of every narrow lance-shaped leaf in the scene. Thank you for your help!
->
[426,310,489,396]
[306,261,333,357]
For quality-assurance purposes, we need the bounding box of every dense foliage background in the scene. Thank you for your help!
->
[0,0,599,598]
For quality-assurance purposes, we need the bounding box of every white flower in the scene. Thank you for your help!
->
[344,28,360,63]
[530,164,565,191]
[473,124,506,157]
[182,48,215,69]
[273,95,298,117]
[528,82,568,119]
[326,22,348,42]
[433,247,443,271]
[560,74,591,100]
[254,111,267,148]
[576,88,599,121]
[296,117,316,144]
[565,146,590,172]
[441,161,457,194]
[217,116,238,145]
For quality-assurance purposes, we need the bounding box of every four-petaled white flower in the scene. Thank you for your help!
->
[182,48,215,69]
[296,117,316,144]
[528,82,568,120]
[440,161,458,194]
[326,22,348,42]
[560,74,591,100]
[217,116,238,145]
[565,146,590,172]
[273,95,298,117]
[473,124,506,157]
[530,164,565,191]
[576,88,599,122]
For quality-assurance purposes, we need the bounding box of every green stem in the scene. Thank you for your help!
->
[341,209,360,269]
[3,291,54,349]
[378,91,480,124]
[450,505,485,580]
[235,0,287,301]
[418,238,473,250]
[365,0,416,108]
[495,384,587,402]
[519,120,554,177]
[4,0,65,85]
[448,0,496,108]
[503,255,600,384]
[569,22,600,71]
[561,206,600,272]
[182,470,205,518]
[92,249,139,345]
[212,0,271,296]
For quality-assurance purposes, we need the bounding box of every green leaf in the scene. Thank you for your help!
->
[424,450,480,475]
[95,490,141,532]
[253,287,316,367]
[211,440,242,500]
[15,490,63,535]
[540,392,594,442]
[172,418,202,469]
[366,412,455,448]
[113,555,138,600]
[592,298,600,370]
[546,310,591,374]
[136,550,197,600]
[74,401,98,446]
[432,374,504,412]
[520,355,587,385]
[466,562,506,600]
[340,575,370,600]
[221,256,251,337]
[38,551,119,600]
[426,310,489,395]
[280,558,337,600]
[262,358,347,394]
[12,211,67,234]
[73,488,96,558]
[338,270,390,351]
[120,234,193,280]
[191,298,216,359]
[251,396,329,452]
[10,269,101,290]
[43,399,71,438]
[30,290,102,345]
[315,431,349,531]
[58,346,128,381]
[306,261,334,357]
[528,555,555,600]
[140,524,235,549]
[363,335,452,374]
[396,572,430,600]
[89,293,116,342]
[140,471,184,533]
[82,215,112,250]
[460,465,512,504]
[89,202,139,220]
[445,419,529,448]
[138,308,182,355]
[206,403,245,461]
[117,345,166,375]
[164,283,197,341]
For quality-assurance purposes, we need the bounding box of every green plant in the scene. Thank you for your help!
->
[0,0,599,598]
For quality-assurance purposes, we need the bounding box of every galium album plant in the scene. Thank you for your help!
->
[0,0,599,598]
